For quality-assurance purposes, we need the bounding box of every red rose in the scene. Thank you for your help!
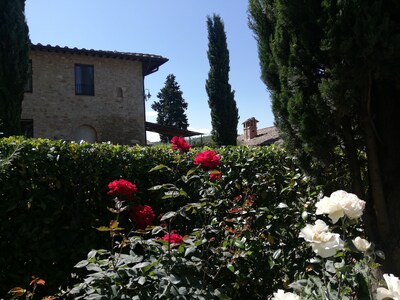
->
[209,170,222,181]
[161,231,183,244]
[128,204,155,229]
[107,179,137,200]
[193,150,221,170]
[171,136,191,152]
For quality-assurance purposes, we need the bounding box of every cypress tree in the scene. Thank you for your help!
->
[249,0,400,274]
[206,14,239,146]
[151,74,189,143]
[0,0,30,136]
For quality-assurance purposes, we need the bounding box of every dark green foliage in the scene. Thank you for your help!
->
[0,0,30,136]
[64,144,319,299]
[248,0,400,274]
[248,0,347,190]
[206,14,239,146]
[151,74,189,143]
[0,137,318,297]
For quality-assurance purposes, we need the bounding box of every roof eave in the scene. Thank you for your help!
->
[30,43,168,75]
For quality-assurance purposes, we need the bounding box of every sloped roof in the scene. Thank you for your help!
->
[30,43,168,76]
[145,122,203,138]
[238,126,282,146]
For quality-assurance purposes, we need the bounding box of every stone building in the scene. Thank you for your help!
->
[21,43,168,145]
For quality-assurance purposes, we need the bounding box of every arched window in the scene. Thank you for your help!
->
[75,125,97,143]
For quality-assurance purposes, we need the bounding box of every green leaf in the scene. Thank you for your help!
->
[152,226,165,235]
[178,245,186,254]
[272,249,282,260]
[148,185,163,191]
[184,246,196,257]
[179,189,188,197]
[160,211,177,221]
[168,274,181,285]
[234,239,245,249]
[86,294,105,300]
[214,289,232,300]
[162,191,179,199]
[87,250,97,259]
[186,168,196,176]
[178,286,188,295]
[134,262,151,269]
[149,164,170,172]
[74,260,89,268]
[227,264,235,272]
[86,264,102,272]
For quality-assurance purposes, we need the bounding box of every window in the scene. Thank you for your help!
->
[20,119,33,137]
[24,60,32,92]
[75,64,94,95]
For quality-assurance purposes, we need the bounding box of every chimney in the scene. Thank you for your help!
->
[243,117,259,140]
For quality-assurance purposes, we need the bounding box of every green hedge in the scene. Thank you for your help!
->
[0,137,319,297]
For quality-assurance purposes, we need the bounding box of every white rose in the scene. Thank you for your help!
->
[315,190,365,224]
[337,190,365,220]
[299,219,344,258]
[352,237,371,252]
[376,273,400,300]
[315,194,344,224]
[271,289,300,300]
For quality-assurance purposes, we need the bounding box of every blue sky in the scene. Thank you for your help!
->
[25,0,274,142]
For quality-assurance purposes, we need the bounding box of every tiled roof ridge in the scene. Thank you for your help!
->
[30,43,168,62]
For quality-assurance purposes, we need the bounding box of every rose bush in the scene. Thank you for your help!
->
[4,136,385,299]
[53,139,319,299]
[278,189,391,300]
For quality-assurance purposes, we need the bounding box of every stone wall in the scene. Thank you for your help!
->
[22,50,146,145]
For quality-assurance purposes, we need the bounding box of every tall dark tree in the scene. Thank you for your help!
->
[151,74,189,143]
[0,0,30,136]
[249,0,400,274]
[206,14,239,146]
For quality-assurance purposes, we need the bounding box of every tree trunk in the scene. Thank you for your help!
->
[340,116,364,199]
[372,77,400,275]
[362,73,400,275]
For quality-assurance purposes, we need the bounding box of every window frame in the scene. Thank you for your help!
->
[74,64,95,96]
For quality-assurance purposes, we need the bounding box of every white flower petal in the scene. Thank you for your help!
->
[352,237,371,252]
[272,289,300,300]
[299,220,343,258]
[376,287,394,300]
[384,274,400,299]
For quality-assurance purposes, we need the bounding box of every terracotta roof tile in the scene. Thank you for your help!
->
[238,126,283,146]
[30,43,168,76]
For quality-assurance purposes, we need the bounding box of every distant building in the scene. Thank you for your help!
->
[22,43,168,145]
[237,117,282,146]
